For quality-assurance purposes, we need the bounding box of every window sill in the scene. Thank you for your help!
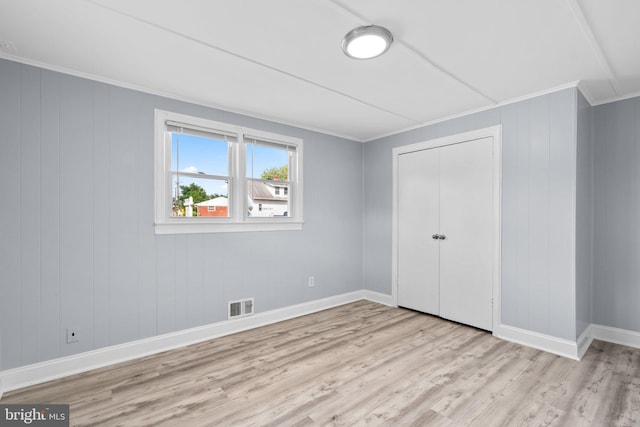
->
[154,220,304,235]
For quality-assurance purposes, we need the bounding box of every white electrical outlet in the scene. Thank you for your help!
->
[66,327,79,344]
[308,276,315,287]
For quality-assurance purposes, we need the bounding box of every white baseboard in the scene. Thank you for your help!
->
[494,323,640,360]
[4,293,639,396]
[577,325,594,360]
[362,290,394,306]
[0,290,366,394]
[493,324,580,360]
[591,324,640,349]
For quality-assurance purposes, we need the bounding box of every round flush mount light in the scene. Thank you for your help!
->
[342,25,393,59]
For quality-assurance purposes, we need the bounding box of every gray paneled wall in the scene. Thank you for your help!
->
[363,89,578,341]
[0,59,364,371]
[9,52,639,371]
[576,91,594,338]
[593,97,640,333]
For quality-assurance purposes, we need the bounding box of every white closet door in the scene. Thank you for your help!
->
[439,138,494,330]
[397,148,440,314]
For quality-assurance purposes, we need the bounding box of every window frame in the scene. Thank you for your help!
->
[154,109,303,234]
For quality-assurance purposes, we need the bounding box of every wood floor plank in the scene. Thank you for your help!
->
[2,301,639,426]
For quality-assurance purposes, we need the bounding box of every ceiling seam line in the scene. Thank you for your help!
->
[0,50,368,141]
[326,0,498,104]
[564,0,620,96]
[85,0,422,126]
[398,40,498,104]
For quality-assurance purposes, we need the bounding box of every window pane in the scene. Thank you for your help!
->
[172,175,229,217]
[247,179,289,217]
[246,141,289,181]
[172,133,229,176]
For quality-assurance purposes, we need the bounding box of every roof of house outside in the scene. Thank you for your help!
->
[249,181,287,202]
[195,197,228,207]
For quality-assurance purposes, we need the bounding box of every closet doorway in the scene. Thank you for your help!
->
[392,126,502,332]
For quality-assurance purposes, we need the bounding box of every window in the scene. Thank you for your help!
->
[155,110,303,234]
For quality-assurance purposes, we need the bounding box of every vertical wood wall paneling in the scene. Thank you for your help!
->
[20,66,42,366]
[601,101,620,328]
[307,135,364,300]
[156,235,176,335]
[499,103,519,326]
[363,88,579,342]
[474,107,501,130]
[598,102,621,328]
[0,58,366,372]
[601,100,636,330]
[528,95,551,335]
[548,90,577,340]
[108,87,141,346]
[614,100,636,332]
[575,91,593,338]
[636,99,640,333]
[40,70,61,362]
[362,142,392,295]
[593,101,614,326]
[186,235,205,328]
[136,98,157,339]
[4,55,601,370]
[92,82,110,350]
[446,114,476,136]
[200,238,221,326]
[173,235,189,332]
[591,102,607,328]
[515,100,531,329]
[0,61,22,369]
[58,75,95,357]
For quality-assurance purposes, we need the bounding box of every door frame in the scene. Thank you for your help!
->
[392,125,502,332]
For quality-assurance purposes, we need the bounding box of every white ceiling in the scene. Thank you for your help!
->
[1,0,639,141]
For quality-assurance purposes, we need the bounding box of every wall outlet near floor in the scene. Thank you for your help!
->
[66,327,79,344]
[308,276,315,287]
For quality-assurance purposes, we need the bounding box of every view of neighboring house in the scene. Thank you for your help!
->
[195,197,229,217]
[248,181,288,217]
[193,181,288,217]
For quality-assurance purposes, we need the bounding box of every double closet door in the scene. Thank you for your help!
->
[397,137,494,331]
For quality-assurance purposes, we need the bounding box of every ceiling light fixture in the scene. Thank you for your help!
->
[342,25,393,60]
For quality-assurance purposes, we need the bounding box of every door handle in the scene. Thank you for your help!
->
[438,234,446,240]
[432,234,440,240]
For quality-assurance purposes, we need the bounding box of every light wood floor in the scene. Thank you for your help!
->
[2,301,639,426]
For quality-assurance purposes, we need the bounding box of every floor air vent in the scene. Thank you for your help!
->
[228,298,254,319]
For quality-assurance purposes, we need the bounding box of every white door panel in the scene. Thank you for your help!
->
[439,138,494,330]
[396,136,495,331]
[397,149,440,314]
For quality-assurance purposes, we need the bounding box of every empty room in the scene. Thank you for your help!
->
[1,1,639,425]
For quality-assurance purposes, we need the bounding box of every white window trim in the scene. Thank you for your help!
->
[154,109,303,234]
